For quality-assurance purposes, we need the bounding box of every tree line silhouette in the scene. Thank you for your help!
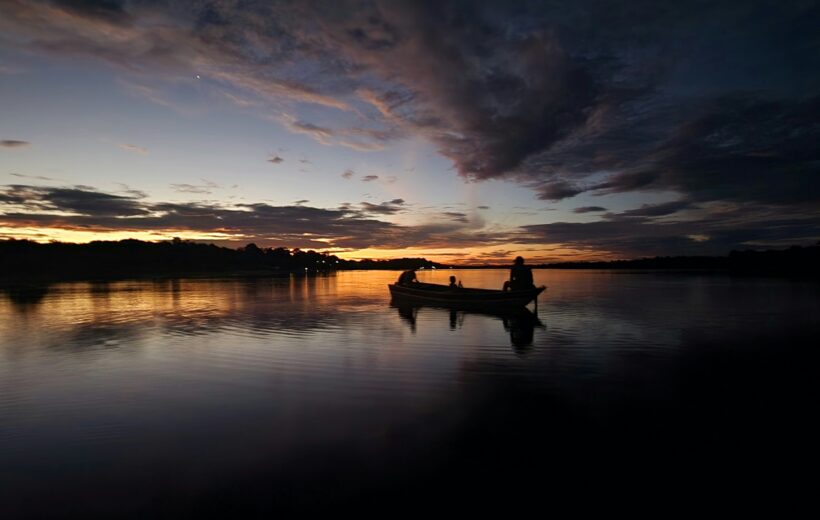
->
[0,238,442,281]
[1,238,816,282]
[538,244,819,275]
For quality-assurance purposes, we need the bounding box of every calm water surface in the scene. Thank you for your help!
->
[1,270,817,515]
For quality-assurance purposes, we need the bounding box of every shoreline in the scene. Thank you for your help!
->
[3,266,817,289]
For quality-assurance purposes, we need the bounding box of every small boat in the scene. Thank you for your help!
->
[388,282,545,308]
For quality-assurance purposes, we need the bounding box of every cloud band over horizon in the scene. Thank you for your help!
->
[2,182,817,261]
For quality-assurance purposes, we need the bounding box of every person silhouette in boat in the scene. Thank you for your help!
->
[397,269,418,286]
[503,256,534,291]
[448,275,463,289]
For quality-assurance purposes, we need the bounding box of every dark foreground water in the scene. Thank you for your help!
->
[1,270,817,516]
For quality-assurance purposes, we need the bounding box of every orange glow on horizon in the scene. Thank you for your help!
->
[0,226,617,263]
[332,245,617,264]
[0,226,245,244]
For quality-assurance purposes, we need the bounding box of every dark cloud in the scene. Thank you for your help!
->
[536,180,586,202]
[341,169,355,179]
[0,186,391,248]
[0,184,147,216]
[521,205,820,257]
[361,175,378,182]
[1,140,30,148]
[329,2,642,182]
[595,96,820,206]
[45,187,145,216]
[477,205,490,210]
[359,200,403,215]
[329,1,819,216]
[52,0,132,25]
[612,201,692,219]
[0,183,506,251]
[5,182,812,257]
[268,155,284,164]
[573,206,607,214]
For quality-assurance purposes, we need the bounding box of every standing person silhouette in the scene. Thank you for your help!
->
[503,256,534,291]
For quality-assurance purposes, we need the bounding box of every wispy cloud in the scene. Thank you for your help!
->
[1,140,30,148]
[114,183,147,198]
[442,211,469,223]
[118,143,148,155]
[0,0,351,115]
[120,81,181,111]
[359,198,405,215]
[268,155,284,164]
[207,70,350,112]
[170,180,221,195]
[279,114,393,152]
[573,206,607,214]
[9,172,58,182]
[361,175,379,182]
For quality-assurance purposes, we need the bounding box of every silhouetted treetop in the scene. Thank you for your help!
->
[0,239,443,281]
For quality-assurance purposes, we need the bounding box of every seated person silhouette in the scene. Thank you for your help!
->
[503,256,534,291]
[397,269,418,286]
[448,275,463,289]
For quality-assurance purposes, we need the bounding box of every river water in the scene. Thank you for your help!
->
[1,270,817,515]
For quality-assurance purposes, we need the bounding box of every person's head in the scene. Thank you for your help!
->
[449,275,456,283]
[514,256,524,265]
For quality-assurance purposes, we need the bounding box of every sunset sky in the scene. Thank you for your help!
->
[1,0,818,263]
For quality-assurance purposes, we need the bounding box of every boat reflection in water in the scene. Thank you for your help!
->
[391,301,545,354]
[1,284,52,309]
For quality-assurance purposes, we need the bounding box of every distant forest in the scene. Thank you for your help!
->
[0,238,442,282]
[1,238,817,282]
[538,244,819,275]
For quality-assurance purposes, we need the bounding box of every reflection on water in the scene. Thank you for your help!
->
[392,302,545,355]
[3,284,51,308]
[1,270,818,514]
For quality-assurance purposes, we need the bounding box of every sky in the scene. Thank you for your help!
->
[1,0,818,263]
